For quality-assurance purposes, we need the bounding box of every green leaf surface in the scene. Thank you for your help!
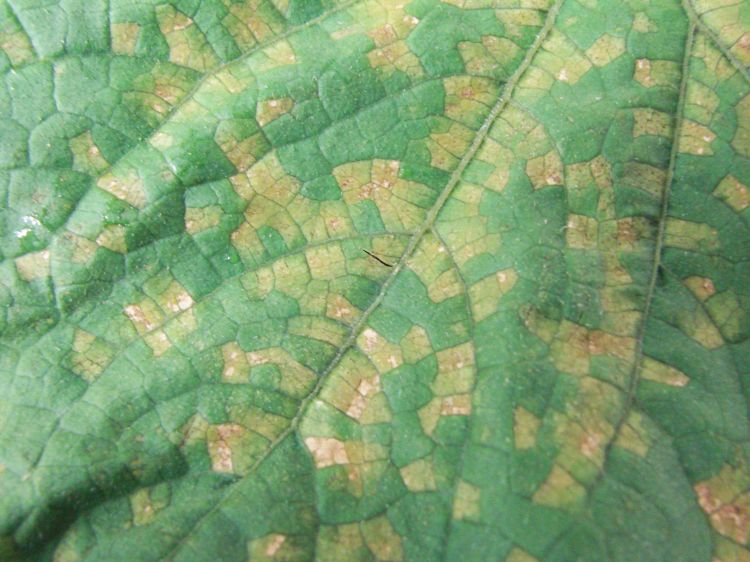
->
[1,0,749,560]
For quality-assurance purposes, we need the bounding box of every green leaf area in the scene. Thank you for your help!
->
[1,0,749,559]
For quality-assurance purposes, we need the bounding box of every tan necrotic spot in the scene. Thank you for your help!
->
[304,437,350,468]
[695,463,750,544]
[256,97,294,127]
[98,170,147,208]
[208,423,246,473]
[713,175,750,212]
[15,250,50,281]
[111,22,140,55]
[526,150,563,189]
[156,5,218,72]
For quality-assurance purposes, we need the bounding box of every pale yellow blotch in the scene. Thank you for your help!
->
[111,22,140,55]
[98,170,147,208]
[15,250,50,281]
[0,27,35,65]
[358,328,404,373]
[677,307,725,349]
[664,218,720,251]
[506,548,539,562]
[70,131,109,174]
[71,329,114,383]
[247,533,288,560]
[533,464,585,507]
[305,244,347,280]
[694,463,750,544]
[256,97,294,127]
[221,2,277,51]
[222,342,250,383]
[632,12,657,32]
[680,120,716,155]
[155,5,218,72]
[614,411,650,456]
[684,275,717,301]
[326,293,360,325]
[453,480,481,521]
[432,343,475,396]
[514,406,541,449]
[713,175,750,212]
[144,329,171,357]
[304,437,349,468]
[400,457,437,492]
[732,94,750,156]
[96,224,127,253]
[61,232,98,264]
[185,205,222,234]
[158,281,194,314]
[124,299,163,334]
[428,122,475,171]
[459,36,520,78]
[536,31,592,86]
[207,423,245,473]
[585,34,625,66]
[361,515,404,562]
[633,58,680,88]
[246,347,316,398]
[254,40,296,72]
[441,394,472,416]
[632,108,672,138]
[129,486,169,526]
[640,356,689,387]
[400,325,433,363]
[565,214,598,249]
[367,39,424,78]
[526,150,563,189]
[713,536,750,562]
[215,125,267,173]
[469,268,518,322]
[475,137,512,192]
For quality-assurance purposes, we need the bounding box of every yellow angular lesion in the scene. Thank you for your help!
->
[565,214,598,249]
[427,121,475,171]
[305,243,347,280]
[400,457,437,492]
[252,40,296,71]
[453,480,481,521]
[247,347,317,398]
[444,76,499,127]
[361,515,404,562]
[632,108,672,138]
[367,39,424,78]
[432,343,475,396]
[221,341,251,383]
[713,175,750,212]
[14,250,50,281]
[334,159,432,231]
[322,352,390,424]
[526,150,563,189]
[215,120,269,173]
[706,290,746,342]
[247,533,294,561]
[514,406,541,449]
[640,356,689,387]
[468,268,518,322]
[185,205,222,234]
[460,35,521,77]
[256,97,294,127]
[70,329,115,382]
[357,328,403,373]
[585,34,625,67]
[532,464,585,508]
[207,423,248,474]
[533,30,592,86]
[614,411,650,456]
[664,218,720,251]
[111,22,140,55]
[680,120,716,155]
[97,168,147,208]
[0,16,35,65]
[506,548,539,562]
[713,536,750,562]
[70,131,109,174]
[129,485,170,527]
[733,95,750,157]
[684,275,717,301]
[400,325,433,363]
[633,58,681,88]
[695,462,750,545]
[676,305,725,349]
[155,5,218,72]
[95,224,127,253]
[221,0,281,52]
